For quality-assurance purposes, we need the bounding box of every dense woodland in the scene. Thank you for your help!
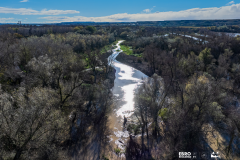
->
[118,26,240,159]
[0,24,240,159]
[0,25,117,160]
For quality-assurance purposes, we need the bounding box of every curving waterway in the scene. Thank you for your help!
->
[108,40,148,149]
[107,33,240,149]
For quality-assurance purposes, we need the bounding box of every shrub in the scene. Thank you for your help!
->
[114,148,121,155]
[127,124,141,135]
[14,33,24,38]
[86,26,96,34]
[102,155,109,160]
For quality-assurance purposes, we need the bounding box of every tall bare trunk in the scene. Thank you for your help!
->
[94,68,96,83]
[141,124,145,156]
[13,149,22,160]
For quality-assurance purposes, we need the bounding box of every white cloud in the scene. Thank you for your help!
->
[143,6,156,13]
[0,18,14,23]
[143,9,151,13]
[20,0,29,2]
[227,1,235,5]
[0,7,79,15]
[39,3,240,22]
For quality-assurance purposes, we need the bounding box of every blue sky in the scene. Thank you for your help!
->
[0,0,240,23]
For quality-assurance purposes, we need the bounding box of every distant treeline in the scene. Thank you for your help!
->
[2,19,240,28]
[137,19,240,27]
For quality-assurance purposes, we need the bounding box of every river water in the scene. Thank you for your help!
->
[108,40,148,149]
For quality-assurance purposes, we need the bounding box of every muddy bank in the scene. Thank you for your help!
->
[116,52,152,77]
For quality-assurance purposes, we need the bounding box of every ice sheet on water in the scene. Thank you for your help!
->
[114,130,129,138]
[115,139,126,150]
[108,135,113,142]
[114,94,119,97]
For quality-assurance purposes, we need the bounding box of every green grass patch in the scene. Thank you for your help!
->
[83,58,91,69]
[159,108,168,120]
[120,44,133,55]
[132,53,142,58]
[114,148,121,155]
[84,65,91,69]
[82,83,92,88]
[101,40,121,54]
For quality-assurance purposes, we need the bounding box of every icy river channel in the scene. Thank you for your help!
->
[108,40,148,149]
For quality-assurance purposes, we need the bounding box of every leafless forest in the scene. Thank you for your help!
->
[0,24,240,159]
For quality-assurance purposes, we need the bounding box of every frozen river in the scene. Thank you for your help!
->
[108,40,148,148]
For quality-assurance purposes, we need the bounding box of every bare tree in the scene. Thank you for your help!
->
[84,49,101,83]
[134,74,169,157]
[0,86,68,160]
